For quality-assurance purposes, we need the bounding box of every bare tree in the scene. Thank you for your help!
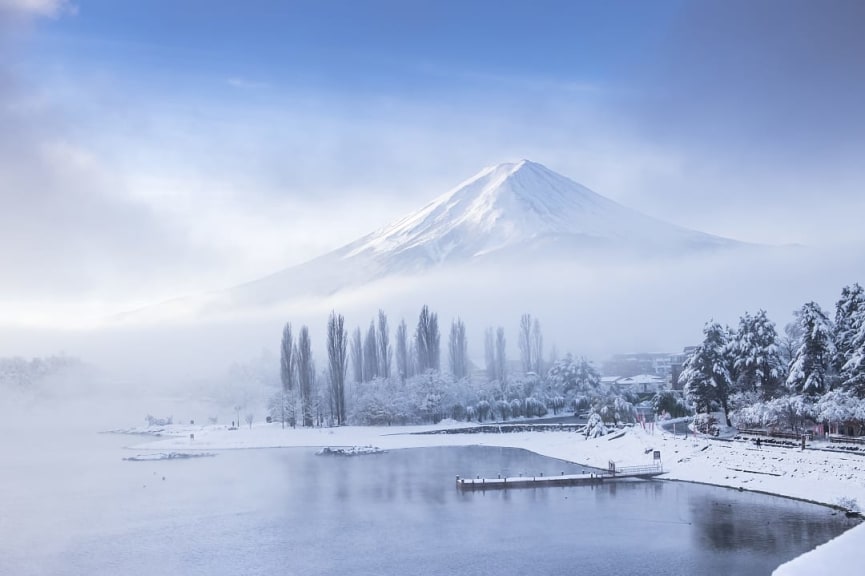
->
[448,317,469,380]
[415,305,440,372]
[395,318,409,383]
[408,339,418,378]
[350,326,363,384]
[296,326,314,427]
[780,313,804,369]
[485,327,496,382]
[279,323,295,428]
[327,311,348,425]
[495,326,507,387]
[531,318,544,375]
[518,313,532,374]
[245,413,254,429]
[430,314,440,371]
[377,309,392,379]
[363,320,379,380]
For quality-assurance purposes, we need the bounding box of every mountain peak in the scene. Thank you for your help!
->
[474,158,546,184]
[338,160,735,266]
[214,159,745,309]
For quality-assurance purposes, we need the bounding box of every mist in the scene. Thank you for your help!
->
[5,241,860,401]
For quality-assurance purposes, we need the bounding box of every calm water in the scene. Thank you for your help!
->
[1,435,858,576]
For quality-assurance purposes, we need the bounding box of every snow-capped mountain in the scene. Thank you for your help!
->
[223,160,742,308]
[342,159,733,262]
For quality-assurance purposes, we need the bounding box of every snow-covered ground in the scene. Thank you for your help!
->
[127,419,864,573]
[129,419,865,506]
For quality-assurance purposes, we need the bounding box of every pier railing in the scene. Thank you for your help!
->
[611,463,664,476]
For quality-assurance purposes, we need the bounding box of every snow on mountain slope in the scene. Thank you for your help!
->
[222,160,743,308]
[343,159,731,263]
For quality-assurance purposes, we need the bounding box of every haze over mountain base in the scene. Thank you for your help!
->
[2,160,861,387]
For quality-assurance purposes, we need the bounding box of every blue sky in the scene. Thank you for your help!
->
[1,0,864,327]
[32,1,673,89]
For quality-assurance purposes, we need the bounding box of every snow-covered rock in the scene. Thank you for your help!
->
[123,452,215,462]
[315,446,386,456]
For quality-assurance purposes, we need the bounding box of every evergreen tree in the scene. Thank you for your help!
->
[786,302,836,397]
[840,299,865,397]
[679,321,735,425]
[834,284,865,364]
[734,310,783,399]
[835,284,865,393]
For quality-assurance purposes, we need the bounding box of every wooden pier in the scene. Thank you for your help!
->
[456,464,664,491]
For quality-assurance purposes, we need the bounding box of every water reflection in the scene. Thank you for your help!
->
[2,441,858,576]
[688,487,846,553]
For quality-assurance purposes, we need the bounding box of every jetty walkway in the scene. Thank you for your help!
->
[456,463,664,491]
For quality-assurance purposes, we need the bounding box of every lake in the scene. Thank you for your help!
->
[0,433,858,576]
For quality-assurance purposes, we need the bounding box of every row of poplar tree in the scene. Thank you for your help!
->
[680,283,865,433]
[272,306,567,427]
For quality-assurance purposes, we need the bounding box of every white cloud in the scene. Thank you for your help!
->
[0,0,74,17]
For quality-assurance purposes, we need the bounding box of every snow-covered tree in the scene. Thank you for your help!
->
[652,390,689,419]
[596,395,636,426]
[524,396,547,418]
[351,377,411,425]
[841,321,865,397]
[815,389,865,430]
[585,411,608,438]
[734,310,783,399]
[836,284,865,397]
[834,284,865,372]
[509,398,523,418]
[786,302,836,397]
[268,387,298,428]
[545,354,600,409]
[679,321,735,425]
[779,312,804,370]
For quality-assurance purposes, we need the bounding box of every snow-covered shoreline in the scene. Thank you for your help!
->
[126,420,865,509]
